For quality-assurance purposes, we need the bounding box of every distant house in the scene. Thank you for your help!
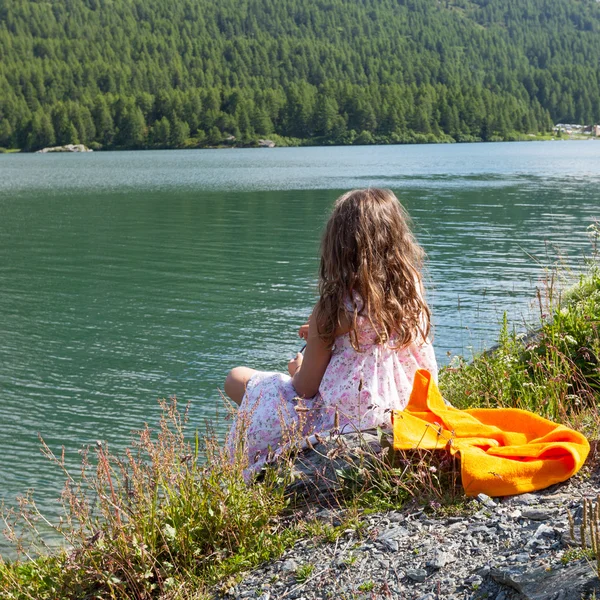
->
[553,123,600,136]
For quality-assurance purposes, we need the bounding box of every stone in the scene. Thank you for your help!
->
[525,524,555,549]
[380,538,398,552]
[466,574,483,587]
[406,569,428,582]
[388,512,404,523]
[491,561,600,600]
[378,525,409,541]
[280,559,297,572]
[477,493,498,508]
[539,493,569,504]
[427,549,452,569]
[521,508,557,521]
[508,493,538,506]
[470,525,492,534]
[36,144,92,153]
[285,430,384,504]
[513,553,530,563]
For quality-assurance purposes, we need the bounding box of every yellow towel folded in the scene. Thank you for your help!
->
[392,369,590,497]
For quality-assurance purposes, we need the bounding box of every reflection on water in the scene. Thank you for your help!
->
[0,141,599,555]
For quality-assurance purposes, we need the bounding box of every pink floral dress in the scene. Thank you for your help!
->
[226,311,438,472]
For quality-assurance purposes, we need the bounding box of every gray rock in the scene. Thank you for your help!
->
[525,524,555,549]
[380,538,398,552]
[406,569,428,582]
[477,493,498,508]
[466,574,483,587]
[285,430,385,505]
[470,525,492,534]
[521,508,557,521]
[508,493,538,506]
[36,144,92,153]
[280,559,297,572]
[513,553,530,563]
[539,493,570,504]
[388,512,404,523]
[427,549,452,569]
[491,561,600,600]
[378,525,409,541]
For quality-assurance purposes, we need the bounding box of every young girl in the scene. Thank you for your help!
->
[224,188,437,471]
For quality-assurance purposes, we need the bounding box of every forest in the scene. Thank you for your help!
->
[0,0,599,150]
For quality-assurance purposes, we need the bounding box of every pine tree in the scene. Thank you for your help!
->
[170,119,190,147]
[150,116,171,147]
[25,109,56,150]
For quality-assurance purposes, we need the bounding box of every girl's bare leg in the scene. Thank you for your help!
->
[224,367,257,405]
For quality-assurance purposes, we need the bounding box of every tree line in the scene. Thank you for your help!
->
[0,0,599,150]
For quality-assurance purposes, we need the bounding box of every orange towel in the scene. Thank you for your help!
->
[393,369,590,497]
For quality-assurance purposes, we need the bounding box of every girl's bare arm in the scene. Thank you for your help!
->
[291,310,351,398]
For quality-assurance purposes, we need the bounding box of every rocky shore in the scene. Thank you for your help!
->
[215,439,600,600]
[36,144,92,153]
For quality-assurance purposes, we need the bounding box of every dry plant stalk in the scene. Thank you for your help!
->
[568,495,600,577]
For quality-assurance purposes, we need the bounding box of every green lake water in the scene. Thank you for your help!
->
[0,142,599,554]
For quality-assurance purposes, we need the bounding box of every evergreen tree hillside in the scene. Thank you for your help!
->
[1,0,599,150]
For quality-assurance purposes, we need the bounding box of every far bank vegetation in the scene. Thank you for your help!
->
[1,0,600,151]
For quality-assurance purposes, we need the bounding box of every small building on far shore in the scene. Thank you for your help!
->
[553,123,600,137]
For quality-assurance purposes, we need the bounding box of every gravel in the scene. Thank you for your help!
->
[213,461,600,600]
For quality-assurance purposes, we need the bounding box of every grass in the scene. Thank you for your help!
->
[2,229,600,598]
[357,580,375,592]
[1,400,299,599]
[295,563,314,583]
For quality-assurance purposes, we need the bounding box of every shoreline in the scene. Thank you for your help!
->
[2,133,598,155]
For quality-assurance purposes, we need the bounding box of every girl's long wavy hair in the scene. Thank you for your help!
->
[314,188,431,351]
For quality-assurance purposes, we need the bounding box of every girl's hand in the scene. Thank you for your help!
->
[298,323,309,340]
[288,352,303,376]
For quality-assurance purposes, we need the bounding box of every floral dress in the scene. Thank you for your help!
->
[226,310,438,472]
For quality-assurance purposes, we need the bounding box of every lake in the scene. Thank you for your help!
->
[0,141,599,554]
